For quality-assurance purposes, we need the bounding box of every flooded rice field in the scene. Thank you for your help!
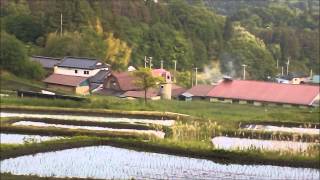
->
[244,124,319,135]
[211,136,318,152]
[1,146,318,180]
[0,133,62,144]
[12,121,165,138]
[0,112,174,126]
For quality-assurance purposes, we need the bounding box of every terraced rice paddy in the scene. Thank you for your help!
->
[244,124,319,135]
[211,136,318,152]
[1,146,319,180]
[0,112,175,126]
[12,121,165,138]
[0,133,62,144]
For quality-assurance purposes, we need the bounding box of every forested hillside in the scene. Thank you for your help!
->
[194,0,319,77]
[0,0,319,83]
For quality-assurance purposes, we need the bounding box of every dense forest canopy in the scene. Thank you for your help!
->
[0,0,319,83]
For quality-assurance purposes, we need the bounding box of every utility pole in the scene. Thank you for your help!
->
[281,66,284,76]
[276,59,279,69]
[149,57,153,69]
[160,60,163,69]
[194,67,198,86]
[286,57,290,76]
[144,56,147,68]
[310,69,313,78]
[173,60,177,83]
[242,64,247,80]
[60,13,63,36]
[191,68,194,87]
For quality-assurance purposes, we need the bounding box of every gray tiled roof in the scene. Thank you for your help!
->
[58,57,107,70]
[89,70,110,84]
[30,56,61,69]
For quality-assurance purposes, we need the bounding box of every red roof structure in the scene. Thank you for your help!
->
[152,69,171,82]
[171,84,187,97]
[207,80,320,106]
[111,72,139,91]
[186,84,215,97]
[43,74,88,87]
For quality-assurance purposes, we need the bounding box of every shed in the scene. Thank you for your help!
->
[179,92,193,101]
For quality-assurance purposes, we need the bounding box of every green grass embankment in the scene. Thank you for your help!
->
[2,95,319,125]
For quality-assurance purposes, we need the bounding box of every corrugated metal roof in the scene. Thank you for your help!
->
[207,80,320,105]
[58,57,107,70]
[186,84,215,97]
[30,56,61,68]
[43,74,88,87]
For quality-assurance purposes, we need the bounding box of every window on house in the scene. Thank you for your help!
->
[84,71,89,75]
[75,70,78,74]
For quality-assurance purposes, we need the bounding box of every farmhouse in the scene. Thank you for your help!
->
[207,79,320,107]
[99,72,160,99]
[98,69,180,100]
[43,74,90,95]
[102,72,139,95]
[43,57,110,94]
[275,72,309,84]
[54,57,109,77]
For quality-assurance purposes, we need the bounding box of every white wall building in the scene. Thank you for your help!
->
[54,57,109,77]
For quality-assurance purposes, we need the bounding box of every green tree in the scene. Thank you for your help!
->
[175,71,191,88]
[4,15,44,43]
[42,29,106,59]
[132,68,163,103]
[220,25,276,80]
[223,17,233,41]
[0,31,45,80]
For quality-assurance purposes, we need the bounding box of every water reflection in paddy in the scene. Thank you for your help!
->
[0,112,175,126]
[12,121,165,138]
[0,133,62,144]
[1,146,318,180]
[212,136,317,152]
[244,124,319,135]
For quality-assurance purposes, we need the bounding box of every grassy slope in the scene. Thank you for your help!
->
[0,71,46,92]
[0,71,71,95]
